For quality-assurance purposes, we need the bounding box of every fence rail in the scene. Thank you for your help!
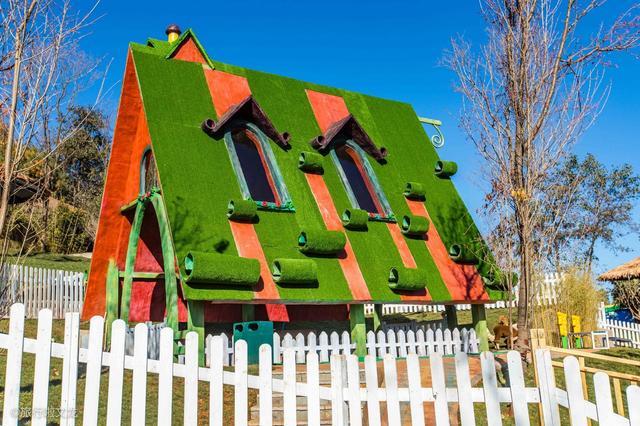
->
[0,264,85,318]
[199,326,479,367]
[1,303,639,425]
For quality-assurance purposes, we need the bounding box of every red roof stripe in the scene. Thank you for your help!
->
[405,199,488,301]
[204,69,252,117]
[305,173,371,300]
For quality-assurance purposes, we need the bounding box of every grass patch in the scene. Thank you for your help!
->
[5,253,90,273]
[0,318,252,424]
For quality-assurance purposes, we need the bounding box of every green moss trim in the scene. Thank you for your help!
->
[401,215,430,237]
[227,199,258,221]
[184,251,260,286]
[298,151,324,174]
[388,266,428,291]
[120,199,147,323]
[341,208,368,230]
[448,244,480,265]
[434,160,458,178]
[271,258,318,286]
[404,182,426,200]
[297,229,346,255]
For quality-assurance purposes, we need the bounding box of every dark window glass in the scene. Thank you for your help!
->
[232,128,276,202]
[141,150,159,193]
[336,145,380,213]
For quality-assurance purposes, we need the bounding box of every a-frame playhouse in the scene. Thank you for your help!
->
[83,25,510,361]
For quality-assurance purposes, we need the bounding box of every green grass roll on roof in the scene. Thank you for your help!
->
[434,160,458,178]
[401,215,430,237]
[448,244,479,265]
[272,258,318,286]
[403,182,426,200]
[298,229,346,255]
[341,208,368,230]
[184,251,260,285]
[298,151,324,174]
[388,266,428,291]
[227,199,257,222]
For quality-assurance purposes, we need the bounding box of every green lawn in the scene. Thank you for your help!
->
[1,310,638,424]
[5,253,91,273]
[0,318,248,425]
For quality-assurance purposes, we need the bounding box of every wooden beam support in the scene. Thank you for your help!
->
[445,305,458,330]
[242,304,255,322]
[120,199,147,324]
[372,304,383,331]
[187,300,205,366]
[118,271,166,280]
[350,304,367,357]
[471,304,489,352]
[105,260,120,343]
[149,193,179,333]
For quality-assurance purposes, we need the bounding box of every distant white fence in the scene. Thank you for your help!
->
[1,303,639,425]
[202,326,479,367]
[0,263,86,318]
[365,272,561,315]
[597,302,640,348]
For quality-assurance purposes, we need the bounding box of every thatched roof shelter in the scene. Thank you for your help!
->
[598,257,640,281]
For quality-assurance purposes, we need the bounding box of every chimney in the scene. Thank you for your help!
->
[165,24,181,43]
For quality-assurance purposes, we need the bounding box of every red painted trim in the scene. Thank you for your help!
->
[204,69,289,321]
[405,200,488,301]
[228,221,289,321]
[305,90,350,132]
[305,173,371,300]
[83,51,153,320]
[385,223,431,301]
[204,70,252,117]
[170,37,207,65]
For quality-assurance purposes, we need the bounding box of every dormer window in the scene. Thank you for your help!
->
[331,140,393,219]
[140,148,159,194]
[201,96,293,211]
[309,114,394,221]
[223,121,292,209]
[229,126,278,203]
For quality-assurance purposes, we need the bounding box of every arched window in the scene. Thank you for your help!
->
[231,128,277,202]
[140,148,159,194]
[331,140,394,220]
[224,121,292,209]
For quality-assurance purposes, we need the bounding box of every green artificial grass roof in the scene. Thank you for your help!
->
[129,31,506,304]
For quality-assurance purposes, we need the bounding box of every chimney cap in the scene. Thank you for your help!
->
[165,24,181,36]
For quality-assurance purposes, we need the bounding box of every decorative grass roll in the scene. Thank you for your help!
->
[183,251,260,286]
[434,160,458,178]
[298,151,324,174]
[272,258,318,286]
[448,244,479,265]
[401,215,430,237]
[227,199,257,221]
[341,208,369,230]
[388,266,428,291]
[403,182,426,200]
[298,229,346,255]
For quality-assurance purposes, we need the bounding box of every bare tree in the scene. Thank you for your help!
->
[0,0,101,250]
[446,0,640,348]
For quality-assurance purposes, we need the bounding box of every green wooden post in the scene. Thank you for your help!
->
[472,304,489,352]
[350,304,367,357]
[373,304,383,331]
[242,304,255,322]
[105,259,120,342]
[445,305,458,330]
[120,199,147,323]
[150,193,179,332]
[187,300,205,365]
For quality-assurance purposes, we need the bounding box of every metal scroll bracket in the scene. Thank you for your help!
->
[418,116,445,148]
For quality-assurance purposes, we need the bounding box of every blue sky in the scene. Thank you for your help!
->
[81,0,640,275]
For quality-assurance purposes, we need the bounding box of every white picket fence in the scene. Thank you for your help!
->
[0,263,86,318]
[364,272,561,315]
[1,303,639,425]
[202,326,479,367]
